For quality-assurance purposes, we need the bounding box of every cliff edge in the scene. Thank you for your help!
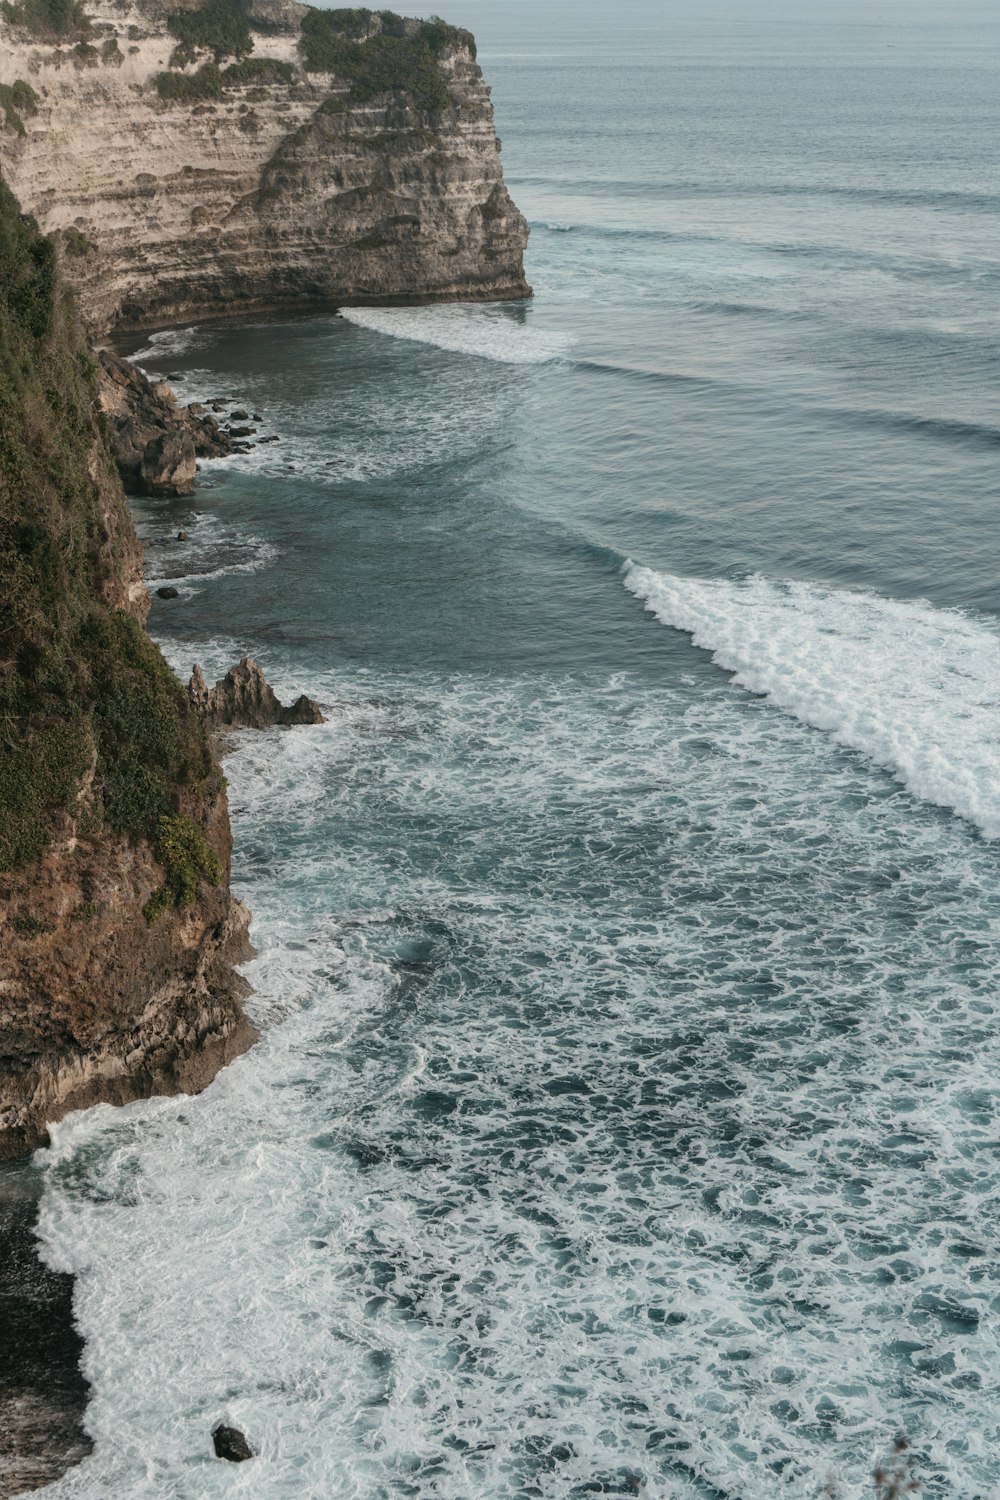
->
[0,177,256,1161]
[0,0,530,334]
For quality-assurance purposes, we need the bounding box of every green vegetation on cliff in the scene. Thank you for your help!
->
[166,0,253,60]
[156,56,294,101]
[0,81,39,137]
[299,11,467,110]
[1,0,89,37]
[0,177,223,914]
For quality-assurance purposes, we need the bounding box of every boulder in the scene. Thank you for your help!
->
[212,1424,254,1462]
[140,430,197,497]
[97,349,235,495]
[156,586,179,599]
[189,658,326,730]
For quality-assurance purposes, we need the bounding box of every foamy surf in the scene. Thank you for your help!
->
[623,563,1000,839]
[338,305,572,365]
[129,326,208,366]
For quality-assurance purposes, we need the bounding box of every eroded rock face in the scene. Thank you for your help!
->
[0,183,257,1164]
[0,798,257,1162]
[98,347,233,495]
[189,658,326,730]
[0,0,530,337]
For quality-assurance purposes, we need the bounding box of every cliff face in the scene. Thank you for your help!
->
[0,177,256,1160]
[0,0,529,335]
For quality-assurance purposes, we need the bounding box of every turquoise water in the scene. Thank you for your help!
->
[32,4,1000,1497]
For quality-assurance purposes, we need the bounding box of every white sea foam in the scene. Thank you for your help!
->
[624,564,1000,839]
[339,304,572,365]
[26,661,1000,1500]
[136,509,280,595]
[128,326,208,366]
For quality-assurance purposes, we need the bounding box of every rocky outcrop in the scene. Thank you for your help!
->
[0,0,530,337]
[0,827,257,1161]
[0,176,257,1162]
[98,347,233,495]
[189,658,326,729]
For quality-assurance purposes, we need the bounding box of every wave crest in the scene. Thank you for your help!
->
[624,563,1000,839]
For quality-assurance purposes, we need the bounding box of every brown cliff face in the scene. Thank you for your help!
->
[0,806,257,1161]
[0,0,530,336]
[0,176,257,1162]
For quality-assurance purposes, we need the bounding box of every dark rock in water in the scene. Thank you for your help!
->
[156,586,180,599]
[212,1424,254,1462]
[229,408,250,421]
[97,349,234,496]
[189,658,326,731]
[252,413,263,421]
[225,425,256,438]
[141,430,196,497]
[260,434,281,443]
[176,530,190,541]
[165,371,183,381]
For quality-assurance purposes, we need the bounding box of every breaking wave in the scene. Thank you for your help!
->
[624,564,1000,839]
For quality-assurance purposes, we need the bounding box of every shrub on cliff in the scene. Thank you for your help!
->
[223,56,295,85]
[0,175,225,912]
[156,58,294,102]
[1,0,89,37]
[155,64,223,101]
[0,81,38,137]
[166,0,253,60]
[299,13,454,112]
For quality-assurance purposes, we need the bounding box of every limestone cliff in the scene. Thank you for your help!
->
[0,0,529,335]
[0,176,256,1161]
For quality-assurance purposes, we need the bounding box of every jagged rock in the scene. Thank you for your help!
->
[155,586,180,600]
[97,349,234,496]
[141,430,197,498]
[176,531,190,541]
[150,381,178,409]
[189,659,326,731]
[212,1425,254,1463]
[226,426,257,438]
[230,409,250,421]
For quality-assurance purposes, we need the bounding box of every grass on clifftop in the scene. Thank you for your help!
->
[0,175,224,915]
[299,11,470,110]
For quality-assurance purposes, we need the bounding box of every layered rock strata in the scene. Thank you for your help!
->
[0,0,530,336]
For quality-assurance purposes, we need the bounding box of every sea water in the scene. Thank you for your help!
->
[29,2,1000,1496]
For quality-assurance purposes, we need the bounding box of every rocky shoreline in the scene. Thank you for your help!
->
[0,350,332,1494]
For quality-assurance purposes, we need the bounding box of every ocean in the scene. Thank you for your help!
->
[28,2,1000,1496]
